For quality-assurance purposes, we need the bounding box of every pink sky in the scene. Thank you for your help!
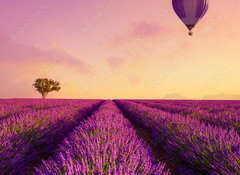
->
[0,0,240,99]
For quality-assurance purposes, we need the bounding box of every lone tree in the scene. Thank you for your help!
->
[33,78,61,99]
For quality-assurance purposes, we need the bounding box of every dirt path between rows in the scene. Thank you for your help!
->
[114,102,179,175]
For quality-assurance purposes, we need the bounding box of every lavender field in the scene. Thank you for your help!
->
[0,99,239,175]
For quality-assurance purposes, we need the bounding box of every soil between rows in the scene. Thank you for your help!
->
[27,101,104,174]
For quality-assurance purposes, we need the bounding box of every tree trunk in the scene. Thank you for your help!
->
[42,93,47,99]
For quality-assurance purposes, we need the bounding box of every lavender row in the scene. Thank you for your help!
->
[35,101,170,175]
[132,99,240,114]
[134,100,240,113]
[0,100,102,174]
[0,99,84,120]
[115,100,240,175]
[133,100,240,133]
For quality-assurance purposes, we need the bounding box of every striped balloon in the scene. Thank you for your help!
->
[172,0,208,35]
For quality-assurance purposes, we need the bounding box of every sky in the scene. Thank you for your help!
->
[0,0,240,99]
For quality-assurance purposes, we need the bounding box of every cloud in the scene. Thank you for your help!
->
[107,57,126,69]
[162,93,186,99]
[202,93,240,100]
[130,22,167,38]
[108,21,171,46]
[0,64,37,98]
[0,32,92,74]
[128,75,141,85]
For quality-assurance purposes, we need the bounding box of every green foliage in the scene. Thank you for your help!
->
[33,78,61,99]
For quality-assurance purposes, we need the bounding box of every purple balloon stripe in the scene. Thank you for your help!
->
[200,0,209,19]
[172,0,209,31]
[183,0,198,17]
[195,0,205,17]
[172,0,186,18]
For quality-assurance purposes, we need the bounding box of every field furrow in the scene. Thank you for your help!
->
[1,99,239,175]
[0,99,78,121]
[35,100,169,175]
[133,100,240,134]
[115,100,240,175]
[0,100,103,174]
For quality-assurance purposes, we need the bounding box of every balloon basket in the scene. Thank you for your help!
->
[189,31,193,36]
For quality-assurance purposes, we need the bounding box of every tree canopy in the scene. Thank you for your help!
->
[33,78,61,99]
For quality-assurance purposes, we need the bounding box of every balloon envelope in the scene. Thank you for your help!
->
[172,0,208,32]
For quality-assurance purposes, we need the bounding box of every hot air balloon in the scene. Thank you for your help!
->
[172,0,209,36]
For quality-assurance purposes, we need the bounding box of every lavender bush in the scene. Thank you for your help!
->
[0,99,102,174]
[115,100,240,175]
[35,101,170,175]
[133,100,240,133]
